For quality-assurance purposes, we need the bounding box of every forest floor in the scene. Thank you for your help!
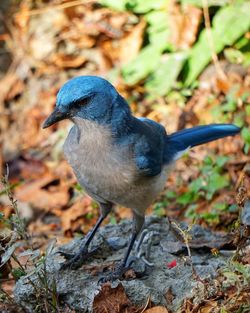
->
[0,1,250,312]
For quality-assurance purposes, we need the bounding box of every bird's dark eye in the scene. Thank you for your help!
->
[72,96,92,109]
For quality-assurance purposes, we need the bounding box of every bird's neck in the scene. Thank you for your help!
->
[110,94,134,137]
[71,94,134,142]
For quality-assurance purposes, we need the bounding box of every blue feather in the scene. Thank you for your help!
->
[164,124,240,163]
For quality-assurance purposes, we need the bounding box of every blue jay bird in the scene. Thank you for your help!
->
[43,76,240,280]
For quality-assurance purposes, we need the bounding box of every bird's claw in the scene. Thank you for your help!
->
[59,247,97,270]
[57,250,75,260]
[60,252,87,270]
[98,263,128,283]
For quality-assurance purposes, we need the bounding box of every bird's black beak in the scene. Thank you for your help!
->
[42,107,67,129]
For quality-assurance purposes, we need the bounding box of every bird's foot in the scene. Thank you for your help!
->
[58,247,97,270]
[99,262,129,283]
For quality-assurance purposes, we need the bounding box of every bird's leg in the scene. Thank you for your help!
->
[100,212,145,282]
[60,202,112,270]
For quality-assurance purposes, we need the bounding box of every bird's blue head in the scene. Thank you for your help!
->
[42,76,126,129]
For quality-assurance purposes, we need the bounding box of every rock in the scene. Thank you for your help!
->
[14,216,232,312]
[241,200,250,226]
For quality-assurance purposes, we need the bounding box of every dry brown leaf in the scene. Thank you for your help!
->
[0,72,19,109]
[165,288,174,306]
[6,79,25,101]
[93,283,139,313]
[198,301,217,313]
[14,2,30,33]
[169,4,202,50]
[8,156,48,181]
[144,306,169,313]
[102,19,146,65]
[15,174,69,210]
[52,54,87,69]
[60,196,92,233]
[115,206,132,220]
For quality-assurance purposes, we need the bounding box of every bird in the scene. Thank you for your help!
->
[43,75,240,281]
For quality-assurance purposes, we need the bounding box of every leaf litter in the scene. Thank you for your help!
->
[0,0,249,312]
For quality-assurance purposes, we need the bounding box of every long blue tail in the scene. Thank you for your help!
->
[164,124,240,162]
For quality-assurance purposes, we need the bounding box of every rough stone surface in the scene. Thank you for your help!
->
[14,216,233,312]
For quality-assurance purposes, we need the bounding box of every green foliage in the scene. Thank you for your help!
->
[182,155,230,204]
[11,268,26,280]
[102,0,250,96]
[0,174,60,313]
[145,52,188,97]
[153,154,235,223]
[222,260,250,289]
[100,0,168,13]
[181,0,230,6]
[184,2,250,85]
[181,155,231,223]
[122,46,161,85]
[127,0,168,13]
[153,190,177,216]
[241,127,250,154]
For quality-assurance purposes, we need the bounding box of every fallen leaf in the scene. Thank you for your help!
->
[15,174,69,210]
[169,4,202,50]
[144,306,169,313]
[51,54,86,69]
[93,283,139,313]
[165,288,174,306]
[60,196,93,233]
[102,19,146,65]
[199,301,217,313]
[8,155,48,181]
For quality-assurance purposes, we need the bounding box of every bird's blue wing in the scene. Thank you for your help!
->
[133,118,166,177]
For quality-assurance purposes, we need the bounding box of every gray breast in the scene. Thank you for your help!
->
[63,119,137,203]
[63,118,172,212]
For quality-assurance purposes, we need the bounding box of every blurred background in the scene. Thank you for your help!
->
[0,0,249,246]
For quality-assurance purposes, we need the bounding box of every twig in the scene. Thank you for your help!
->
[202,0,227,81]
[14,0,91,17]
[1,165,29,243]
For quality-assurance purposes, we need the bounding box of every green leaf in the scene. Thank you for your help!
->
[233,112,246,127]
[203,156,213,166]
[241,127,250,145]
[100,0,128,11]
[109,215,117,225]
[215,156,229,167]
[184,2,250,85]
[145,52,188,96]
[12,268,26,280]
[224,48,245,64]
[189,177,204,193]
[220,306,228,313]
[200,211,219,224]
[177,191,195,205]
[222,100,237,112]
[246,105,250,116]
[206,172,229,200]
[122,46,161,85]
[165,190,177,199]
[244,143,250,154]
[145,11,171,51]
[128,0,168,13]
[181,0,229,7]
[212,202,227,211]
[153,202,166,217]
[185,204,198,219]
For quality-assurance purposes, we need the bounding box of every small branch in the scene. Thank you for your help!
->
[202,0,227,81]
[14,0,89,17]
